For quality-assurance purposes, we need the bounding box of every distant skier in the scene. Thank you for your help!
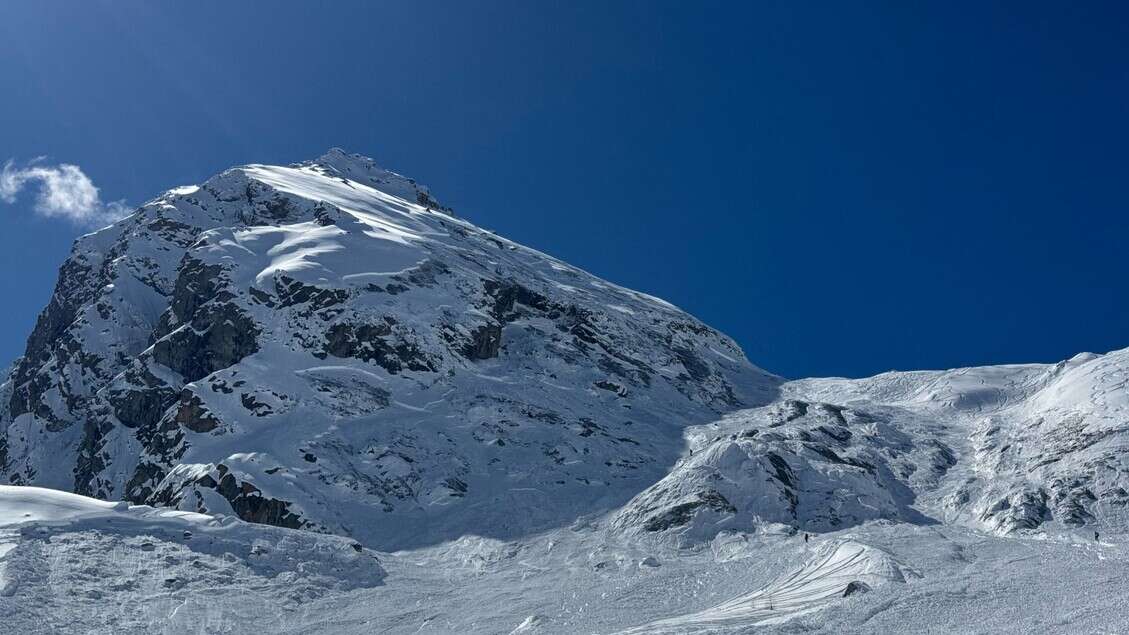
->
[804,533,810,543]
[1095,531,1100,542]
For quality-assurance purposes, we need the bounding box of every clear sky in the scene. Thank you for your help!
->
[1,1,1126,379]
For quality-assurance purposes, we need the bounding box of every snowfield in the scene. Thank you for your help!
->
[3,486,1129,633]
[2,150,1129,632]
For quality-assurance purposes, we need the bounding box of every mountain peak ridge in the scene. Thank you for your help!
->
[283,147,451,214]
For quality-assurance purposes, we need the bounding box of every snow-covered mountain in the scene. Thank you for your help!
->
[2,150,1128,633]
[0,149,778,550]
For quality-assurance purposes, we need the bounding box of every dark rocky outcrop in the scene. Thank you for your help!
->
[981,489,1050,531]
[152,303,260,382]
[594,380,628,397]
[105,365,179,430]
[174,390,223,433]
[642,490,736,532]
[272,275,349,311]
[73,413,118,498]
[153,464,307,529]
[157,258,225,337]
[323,321,435,373]
[148,255,260,382]
[463,324,503,360]
[8,255,104,419]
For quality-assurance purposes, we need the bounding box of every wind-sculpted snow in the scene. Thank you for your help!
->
[0,149,778,549]
[618,540,920,633]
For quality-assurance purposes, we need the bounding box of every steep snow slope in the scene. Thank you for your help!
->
[0,149,778,549]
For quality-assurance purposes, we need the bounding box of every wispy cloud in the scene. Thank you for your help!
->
[0,159,131,227]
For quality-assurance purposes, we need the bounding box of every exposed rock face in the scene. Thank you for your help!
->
[152,302,261,383]
[150,463,309,530]
[106,364,179,430]
[322,321,435,374]
[173,390,222,434]
[463,324,503,360]
[8,256,108,425]
[0,149,778,549]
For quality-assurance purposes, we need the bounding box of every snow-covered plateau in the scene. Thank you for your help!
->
[1,150,1127,633]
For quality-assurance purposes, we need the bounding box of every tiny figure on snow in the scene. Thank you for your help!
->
[804,533,810,543]
[1095,531,1100,542]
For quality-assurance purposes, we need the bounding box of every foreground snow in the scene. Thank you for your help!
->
[3,485,1129,633]
[0,486,383,633]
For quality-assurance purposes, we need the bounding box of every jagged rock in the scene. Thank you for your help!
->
[8,255,105,420]
[152,463,307,529]
[272,275,349,311]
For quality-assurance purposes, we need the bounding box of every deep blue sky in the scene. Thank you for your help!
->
[1,2,1126,379]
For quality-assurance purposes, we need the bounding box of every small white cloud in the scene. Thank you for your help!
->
[0,159,131,227]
